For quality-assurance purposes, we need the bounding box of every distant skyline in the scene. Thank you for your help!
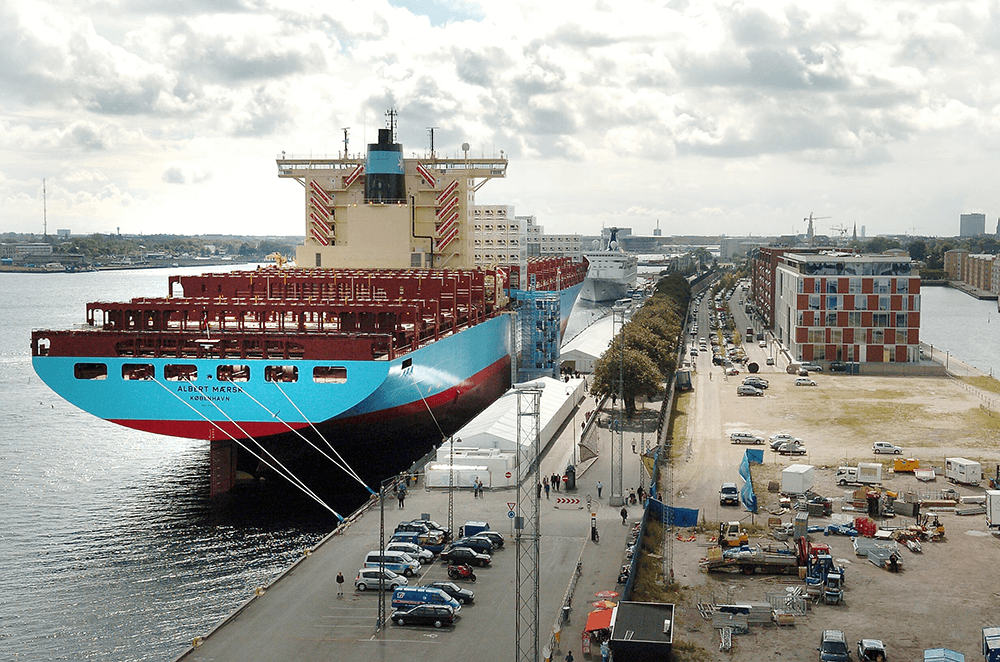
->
[4,1,1000,239]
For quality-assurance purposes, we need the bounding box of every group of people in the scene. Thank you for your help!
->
[471,477,485,498]
[541,473,564,498]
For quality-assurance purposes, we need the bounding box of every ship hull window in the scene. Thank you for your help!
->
[74,363,108,380]
[122,364,154,380]
[164,365,198,381]
[313,366,347,383]
[265,365,298,383]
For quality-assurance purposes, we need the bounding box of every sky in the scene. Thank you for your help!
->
[3,0,1000,240]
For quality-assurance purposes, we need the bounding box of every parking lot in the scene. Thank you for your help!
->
[667,288,1000,660]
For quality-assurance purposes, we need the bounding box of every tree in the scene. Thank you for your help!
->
[591,346,663,418]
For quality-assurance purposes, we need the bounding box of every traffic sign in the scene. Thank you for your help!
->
[507,511,515,519]
[507,502,516,510]
[505,471,512,479]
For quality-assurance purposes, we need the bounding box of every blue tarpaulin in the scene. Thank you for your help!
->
[739,449,763,513]
[648,498,699,528]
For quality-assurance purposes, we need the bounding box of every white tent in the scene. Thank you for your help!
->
[439,376,585,486]
[560,316,616,374]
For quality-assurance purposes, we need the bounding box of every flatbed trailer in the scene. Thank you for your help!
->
[701,545,801,575]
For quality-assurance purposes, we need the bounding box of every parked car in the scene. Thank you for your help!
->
[426,581,475,604]
[474,530,505,548]
[727,367,742,376]
[391,604,456,628]
[801,362,823,372]
[776,441,807,456]
[355,568,408,591]
[795,377,818,386]
[736,384,762,396]
[743,377,769,389]
[769,434,803,450]
[819,629,851,661]
[758,339,767,347]
[448,536,494,554]
[719,482,740,505]
[386,541,435,564]
[413,518,452,541]
[857,638,886,661]
[872,441,903,455]
[439,546,491,567]
[731,432,765,445]
[830,360,847,372]
[766,357,775,365]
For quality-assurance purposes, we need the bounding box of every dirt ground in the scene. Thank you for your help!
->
[665,343,1000,662]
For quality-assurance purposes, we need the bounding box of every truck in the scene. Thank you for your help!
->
[945,457,982,485]
[835,463,883,486]
[701,543,800,575]
[987,490,1000,531]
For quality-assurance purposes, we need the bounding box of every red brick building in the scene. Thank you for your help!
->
[752,250,920,364]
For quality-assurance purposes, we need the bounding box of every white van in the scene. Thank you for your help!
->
[365,551,421,577]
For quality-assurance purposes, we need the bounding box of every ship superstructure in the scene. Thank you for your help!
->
[580,227,638,302]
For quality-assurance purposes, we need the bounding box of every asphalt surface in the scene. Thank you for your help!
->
[175,387,656,662]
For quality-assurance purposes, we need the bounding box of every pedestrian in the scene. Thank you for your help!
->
[637,485,645,504]
[600,639,610,662]
[537,482,543,499]
[888,553,899,573]
[397,484,406,508]
[336,571,345,596]
[553,473,561,492]
[596,480,603,498]
[544,481,550,499]
[565,651,574,662]
[620,505,628,525]
[473,477,480,498]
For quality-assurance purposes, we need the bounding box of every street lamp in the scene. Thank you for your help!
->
[566,385,577,467]
[377,473,403,633]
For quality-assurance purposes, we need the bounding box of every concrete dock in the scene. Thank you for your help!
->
[175,387,660,662]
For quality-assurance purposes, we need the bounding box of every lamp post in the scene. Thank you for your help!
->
[566,385,577,467]
[377,473,401,633]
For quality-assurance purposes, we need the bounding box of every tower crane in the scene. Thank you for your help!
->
[804,212,832,246]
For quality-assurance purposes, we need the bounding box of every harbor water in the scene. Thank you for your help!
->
[0,270,989,661]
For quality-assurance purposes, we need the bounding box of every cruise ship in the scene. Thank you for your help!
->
[579,228,638,302]
[30,115,586,495]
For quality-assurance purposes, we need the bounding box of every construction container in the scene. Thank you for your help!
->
[781,464,815,495]
[893,457,920,472]
[945,457,982,485]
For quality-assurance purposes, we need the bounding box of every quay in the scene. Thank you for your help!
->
[175,339,659,662]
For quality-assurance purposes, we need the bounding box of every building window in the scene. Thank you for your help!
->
[872,329,884,344]
[808,329,825,343]
[809,295,821,310]
[879,296,890,311]
[315,253,322,267]
[831,328,843,344]
[848,312,861,327]
[814,279,821,293]
[873,313,890,328]
[875,278,890,294]
[826,312,837,326]
[826,280,837,293]
[813,345,826,360]
[896,313,908,328]
[827,295,840,310]
[856,296,867,311]
[897,279,909,294]
[849,279,862,294]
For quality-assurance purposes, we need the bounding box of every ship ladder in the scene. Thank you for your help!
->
[246,382,374,495]
[150,378,344,521]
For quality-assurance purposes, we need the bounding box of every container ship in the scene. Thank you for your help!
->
[30,116,586,496]
[580,227,638,302]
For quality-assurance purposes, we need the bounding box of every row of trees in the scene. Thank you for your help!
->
[590,273,691,416]
[0,232,299,261]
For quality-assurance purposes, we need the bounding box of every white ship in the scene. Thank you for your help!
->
[580,228,638,302]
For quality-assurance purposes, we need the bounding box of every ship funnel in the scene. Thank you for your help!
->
[365,128,406,203]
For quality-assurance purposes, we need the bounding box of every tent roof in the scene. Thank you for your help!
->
[561,316,616,362]
[585,607,615,632]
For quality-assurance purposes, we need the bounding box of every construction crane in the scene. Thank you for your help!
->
[804,212,832,246]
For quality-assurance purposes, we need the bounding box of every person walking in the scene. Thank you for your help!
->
[596,480,603,498]
[600,639,610,662]
[565,651,574,662]
[397,484,406,509]
[544,480,550,499]
[620,505,628,525]
[336,571,345,596]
